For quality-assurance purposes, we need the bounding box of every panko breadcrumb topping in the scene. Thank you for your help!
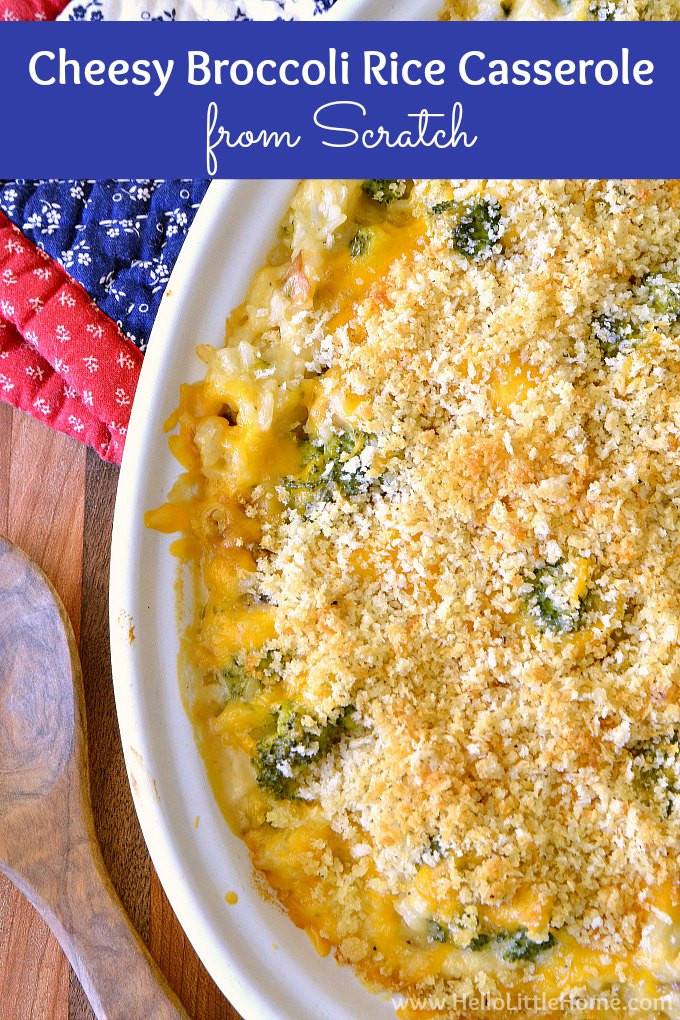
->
[154,180,680,1017]
[257,180,680,955]
[442,0,680,20]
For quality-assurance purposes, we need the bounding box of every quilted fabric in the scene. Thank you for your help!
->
[6,0,332,27]
[0,0,332,460]
[0,180,209,351]
[59,0,330,17]
[0,212,142,462]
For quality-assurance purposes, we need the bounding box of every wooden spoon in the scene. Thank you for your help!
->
[0,537,188,1020]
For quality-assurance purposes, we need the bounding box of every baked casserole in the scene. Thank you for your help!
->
[440,0,680,19]
[148,179,680,1019]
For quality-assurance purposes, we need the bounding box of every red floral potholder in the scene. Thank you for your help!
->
[0,213,142,463]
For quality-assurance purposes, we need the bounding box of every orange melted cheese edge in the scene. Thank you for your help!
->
[146,203,680,1018]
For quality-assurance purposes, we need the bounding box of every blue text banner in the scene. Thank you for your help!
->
[0,22,677,177]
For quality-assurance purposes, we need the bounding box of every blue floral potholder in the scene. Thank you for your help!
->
[0,179,209,351]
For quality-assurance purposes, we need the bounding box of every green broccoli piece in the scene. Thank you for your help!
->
[500,929,556,963]
[350,227,374,259]
[254,702,353,799]
[331,432,376,498]
[468,932,494,951]
[361,179,410,204]
[467,928,555,961]
[282,431,377,516]
[425,833,445,860]
[525,561,586,635]
[592,314,639,360]
[630,731,680,818]
[452,199,503,260]
[426,919,453,944]
[214,650,288,705]
[592,272,678,358]
[254,702,315,798]
[430,199,458,216]
[216,660,253,701]
[587,0,618,18]
[430,197,503,261]
[644,272,680,321]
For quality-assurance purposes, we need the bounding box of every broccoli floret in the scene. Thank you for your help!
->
[214,650,287,705]
[331,432,376,498]
[452,199,503,260]
[431,197,503,261]
[644,272,680,321]
[216,660,253,701]
[254,702,314,798]
[426,833,444,859]
[468,932,494,951]
[430,199,458,216]
[282,431,377,516]
[254,702,353,799]
[592,314,639,359]
[592,272,679,357]
[500,929,556,963]
[350,227,374,259]
[587,0,618,18]
[426,919,453,944]
[361,179,410,204]
[467,928,555,961]
[630,731,680,818]
[525,561,586,635]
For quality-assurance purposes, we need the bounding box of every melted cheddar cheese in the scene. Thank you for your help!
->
[149,180,680,1019]
[441,0,680,19]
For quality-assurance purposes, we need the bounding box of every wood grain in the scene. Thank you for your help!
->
[0,408,85,1020]
[0,880,69,1020]
[81,452,150,934]
[69,450,152,1020]
[0,538,188,1020]
[150,876,239,1020]
[1,408,239,1020]
[4,412,85,636]
[0,404,11,539]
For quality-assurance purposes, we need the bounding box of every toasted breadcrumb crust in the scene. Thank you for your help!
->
[256,180,680,954]
[160,180,680,1018]
[441,0,680,19]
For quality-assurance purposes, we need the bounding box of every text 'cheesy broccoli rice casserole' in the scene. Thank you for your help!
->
[147,179,680,1019]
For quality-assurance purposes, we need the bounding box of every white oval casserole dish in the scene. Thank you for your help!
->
[109,179,404,1020]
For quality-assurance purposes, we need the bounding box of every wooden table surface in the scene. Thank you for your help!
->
[0,404,241,1020]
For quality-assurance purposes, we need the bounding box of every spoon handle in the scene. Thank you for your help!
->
[38,835,189,1020]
